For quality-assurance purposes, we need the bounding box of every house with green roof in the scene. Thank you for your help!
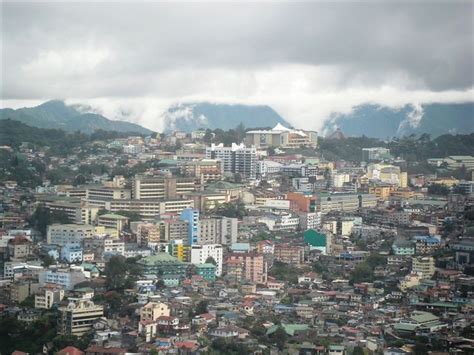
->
[266,323,309,336]
[304,229,327,254]
[137,253,188,286]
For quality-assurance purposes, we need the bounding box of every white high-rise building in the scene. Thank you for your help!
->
[191,244,223,276]
[206,143,257,179]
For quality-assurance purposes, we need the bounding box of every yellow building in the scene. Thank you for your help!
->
[412,256,435,279]
[140,301,170,322]
[369,185,396,201]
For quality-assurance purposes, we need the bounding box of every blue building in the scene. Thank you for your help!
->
[180,208,199,246]
[61,243,83,264]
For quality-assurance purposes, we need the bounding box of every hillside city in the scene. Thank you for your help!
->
[0,118,474,355]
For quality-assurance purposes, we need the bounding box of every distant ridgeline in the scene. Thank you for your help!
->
[322,102,474,139]
[0,100,153,135]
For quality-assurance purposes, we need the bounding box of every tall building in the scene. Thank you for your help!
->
[225,252,267,284]
[245,123,317,149]
[205,143,257,179]
[180,208,199,246]
[57,300,104,336]
[198,217,238,245]
[191,244,223,276]
[411,256,435,279]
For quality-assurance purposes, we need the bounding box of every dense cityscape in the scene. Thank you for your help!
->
[2,1,474,355]
[0,116,473,354]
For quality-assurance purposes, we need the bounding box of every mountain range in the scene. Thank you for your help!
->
[0,100,153,135]
[161,102,290,132]
[0,100,472,138]
[322,102,474,139]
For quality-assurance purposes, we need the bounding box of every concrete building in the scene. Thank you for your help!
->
[316,193,377,215]
[179,159,223,182]
[205,143,257,179]
[97,213,129,233]
[61,244,83,264]
[84,198,195,217]
[195,263,216,282]
[39,267,86,290]
[140,301,170,322]
[47,224,105,246]
[258,212,300,231]
[132,175,199,200]
[226,252,267,284]
[57,300,104,336]
[412,256,435,279]
[191,244,223,276]
[35,285,65,309]
[198,216,238,245]
[180,208,199,246]
[138,253,188,286]
[274,244,305,265]
[7,236,33,261]
[9,280,40,303]
[245,123,317,149]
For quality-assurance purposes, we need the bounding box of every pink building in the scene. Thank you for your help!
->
[226,252,267,284]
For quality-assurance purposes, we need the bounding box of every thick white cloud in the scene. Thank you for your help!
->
[1,1,473,131]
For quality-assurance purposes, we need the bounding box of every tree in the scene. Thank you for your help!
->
[427,183,450,196]
[353,346,364,355]
[205,256,217,266]
[194,300,208,315]
[269,327,288,351]
[350,262,373,284]
[41,254,57,267]
[104,255,129,290]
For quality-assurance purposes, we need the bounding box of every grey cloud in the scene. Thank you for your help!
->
[1,1,473,130]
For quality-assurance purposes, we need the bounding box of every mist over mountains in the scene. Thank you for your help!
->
[322,102,474,139]
[0,100,472,138]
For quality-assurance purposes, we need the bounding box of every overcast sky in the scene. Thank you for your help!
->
[1,1,473,131]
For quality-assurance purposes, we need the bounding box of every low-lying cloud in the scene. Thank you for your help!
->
[1,2,473,132]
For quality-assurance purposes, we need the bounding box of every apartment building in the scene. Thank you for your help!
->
[60,243,83,264]
[41,199,99,225]
[35,285,65,309]
[179,159,223,182]
[205,143,257,179]
[412,256,435,279]
[198,217,238,245]
[39,267,86,290]
[316,193,377,215]
[47,224,105,246]
[274,244,305,265]
[57,300,104,336]
[180,208,199,246]
[226,253,267,284]
[140,301,171,322]
[97,213,129,233]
